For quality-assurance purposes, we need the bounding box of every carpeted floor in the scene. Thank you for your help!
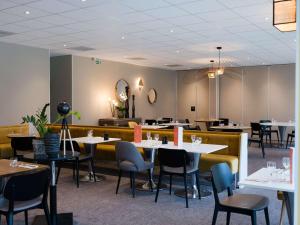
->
[11,145,290,225]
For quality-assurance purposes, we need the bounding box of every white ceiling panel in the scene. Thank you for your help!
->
[0,0,296,70]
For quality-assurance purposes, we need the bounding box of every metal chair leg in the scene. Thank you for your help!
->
[155,172,162,203]
[279,200,286,225]
[147,169,153,192]
[251,212,257,225]
[264,207,270,225]
[116,170,122,194]
[24,210,28,225]
[226,212,231,225]
[212,208,218,225]
[131,172,136,198]
[183,174,188,208]
[169,175,172,195]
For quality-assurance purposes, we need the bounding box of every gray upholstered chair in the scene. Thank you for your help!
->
[115,141,154,198]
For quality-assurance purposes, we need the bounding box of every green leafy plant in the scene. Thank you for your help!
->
[22,103,81,138]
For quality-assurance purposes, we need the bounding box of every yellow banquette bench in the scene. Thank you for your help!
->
[0,123,30,159]
[49,124,248,181]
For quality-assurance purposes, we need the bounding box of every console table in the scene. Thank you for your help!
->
[98,118,141,127]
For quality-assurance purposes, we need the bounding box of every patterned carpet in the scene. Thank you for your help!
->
[11,145,290,225]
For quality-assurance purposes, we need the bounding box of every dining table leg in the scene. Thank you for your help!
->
[283,192,294,225]
[80,143,104,182]
[278,126,287,147]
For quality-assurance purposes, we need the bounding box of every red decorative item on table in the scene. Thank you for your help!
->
[134,125,142,143]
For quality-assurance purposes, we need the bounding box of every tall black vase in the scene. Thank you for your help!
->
[124,86,129,118]
[132,94,135,118]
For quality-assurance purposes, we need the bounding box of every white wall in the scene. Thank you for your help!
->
[0,42,50,125]
[72,56,177,125]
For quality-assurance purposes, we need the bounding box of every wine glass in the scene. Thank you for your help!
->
[191,135,196,144]
[146,131,152,141]
[282,157,290,170]
[154,134,159,142]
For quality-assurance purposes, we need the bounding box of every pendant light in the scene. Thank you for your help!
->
[207,60,216,79]
[216,46,224,75]
[273,0,296,32]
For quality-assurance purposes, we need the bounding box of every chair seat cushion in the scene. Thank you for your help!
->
[220,194,269,211]
[0,144,13,159]
[162,166,198,174]
[277,191,284,200]
[119,160,154,172]
[200,154,239,174]
[0,196,42,212]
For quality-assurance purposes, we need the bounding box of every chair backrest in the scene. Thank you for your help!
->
[162,117,172,123]
[128,121,138,128]
[115,141,145,170]
[11,137,34,151]
[60,140,81,152]
[4,169,50,202]
[211,163,233,202]
[219,118,229,126]
[250,122,261,132]
[259,119,271,130]
[157,148,190,168]
[145,119,157,125]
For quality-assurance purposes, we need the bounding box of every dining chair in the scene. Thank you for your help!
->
[185,119,200,130]
[11,137,34,159]
[249,122,265,158]
[219,118,229,126]
[144,119,157,125]
[155,148,201,208]
[286,130,295,148]
[0,169,50,225]
[128,121,138,128]
[115,141,154,198]
[211,163,270,225]
[56,140,96,188]
[259,120,279,144]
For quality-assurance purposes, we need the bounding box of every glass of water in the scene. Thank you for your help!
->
[10,158,18,167]
[267,161,276,170]
[282,157,290,170]
[146,131,152,141]
[87,130,93,137]
[154,134,159,142]
[191,135,196,144]
[196,137,202,144]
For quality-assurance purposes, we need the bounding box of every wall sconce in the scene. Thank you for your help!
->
[138,78,144,91]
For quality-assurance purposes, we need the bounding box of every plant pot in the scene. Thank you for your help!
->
[44,133,60,157]
[32,139,45,155]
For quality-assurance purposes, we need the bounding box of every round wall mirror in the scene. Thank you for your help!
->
[115,79,129,102]
[147,88,157,104]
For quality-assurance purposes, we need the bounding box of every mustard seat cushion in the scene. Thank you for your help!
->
[277,191,284,200]
[0,144,13,159]
[200,153,239,174]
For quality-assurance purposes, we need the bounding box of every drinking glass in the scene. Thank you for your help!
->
[146,131,152,141]
[87,130,93,137]
[154,134,159,142]
[282,157,290,170]
[10,158,18,167]
[191,135,196,144]
[267,161,276,170]
[196,137,202,144]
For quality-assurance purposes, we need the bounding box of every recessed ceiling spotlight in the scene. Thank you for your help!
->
[265,17,269,21]
[25,11,30,15]
[176,50,180,53]
[81,0,87,2]
[63,44,67,47]
[121,36,125,40]
[262,62,266,65]
[294,39,297,42]
[170,29,174,33]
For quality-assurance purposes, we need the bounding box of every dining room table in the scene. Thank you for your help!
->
[7,133,36,158]
[194,118,222,130]
[72,136,121,182]
[260,121,295,146]
[209,125,251,131]
[132,140,227,198]
[141,125,169,129]
[159,122,192,127]
[239,167,294,225]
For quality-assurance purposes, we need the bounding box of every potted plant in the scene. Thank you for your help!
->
[22,103,80,156]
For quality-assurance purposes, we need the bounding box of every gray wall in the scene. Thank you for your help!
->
[72,56,178,125]
[0,42,50,125]
[50,55,72,123]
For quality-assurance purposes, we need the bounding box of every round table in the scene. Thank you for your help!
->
[23,151,79,225]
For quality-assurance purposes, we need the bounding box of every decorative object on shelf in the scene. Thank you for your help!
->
[108,98,118,117]
[132,94,135,118]
[124,86,129,118]
[215,46,224,75]
[273,0,296,32]
[207,60,216,79]
[138,78,144,91]
[115,79,129,102]
[147,88,157,104]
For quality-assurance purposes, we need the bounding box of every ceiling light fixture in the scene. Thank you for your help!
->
[215,46,224,75]
[121,36,125,40]
[25,11,30,15]
[208,60,216,79]
[170,29,174,33]
[273,0,296,32]
[63,44,67,47]
[81,0,87,2]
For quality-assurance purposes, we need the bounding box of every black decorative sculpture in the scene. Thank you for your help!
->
[132,95,135,118]
[124,86,130,118]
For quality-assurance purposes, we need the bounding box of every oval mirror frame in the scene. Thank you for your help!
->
[147,88,157,104]
[115,79,130,102]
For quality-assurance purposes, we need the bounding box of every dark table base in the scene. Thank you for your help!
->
[32,213,73,225]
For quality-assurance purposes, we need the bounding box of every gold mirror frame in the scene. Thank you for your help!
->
[115,79,130,102]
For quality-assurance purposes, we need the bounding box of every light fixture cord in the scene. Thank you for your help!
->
[218,49,221,69]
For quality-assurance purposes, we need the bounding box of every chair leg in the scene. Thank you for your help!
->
[6,212,13,225]
[279,200,286,225]
[155,172,162,203]
[286,136,290,149]
[195,171,201,199]
[76,159,79,188]
[129,172,133,189]
[24,210,28,225]
[212,208,218,225]
[183,174,189,208]
[169,175,172,195]
[131,172,136,198]
[276,131,279,144]
[264,207,270,225]
[43,201,51,225]
[261,139,265,158]
[116,170,122,195]
[90,158,97,183]
[226,212,231,225]
[72,163,75,180]
[56,165,61,185]
[251,212,257,225]
[147,169,153,192]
